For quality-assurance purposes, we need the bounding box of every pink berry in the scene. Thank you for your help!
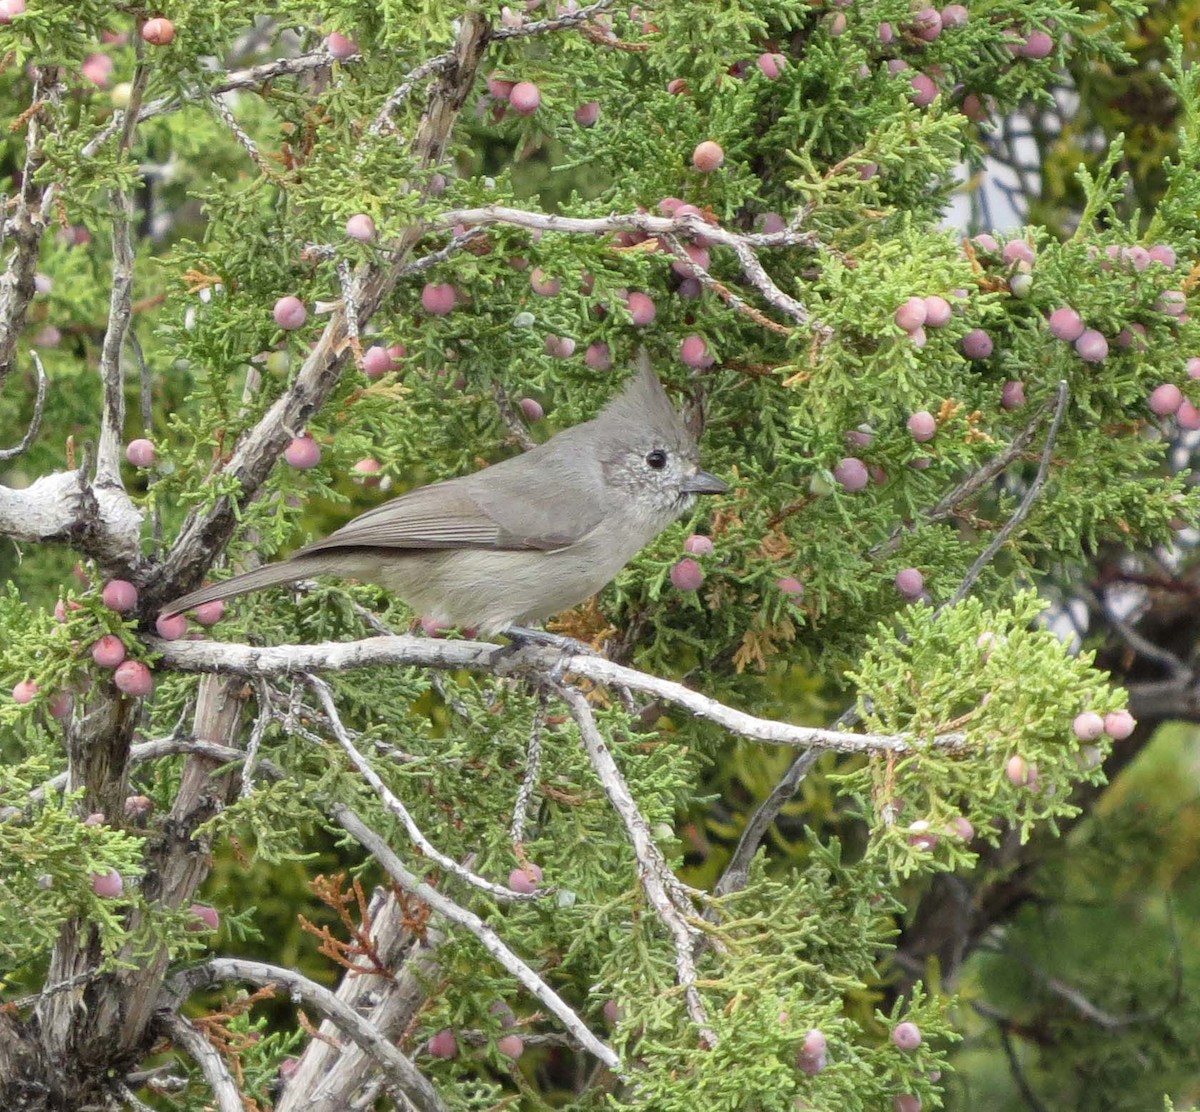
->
[0,0,26,23]
[126,438,156,467]
[487,73,515,99]
[684,534,714,556]
[666,78,688,95]
[92,635,127,669]
[141,17,175,46]
[892,1022,922,1051]
[798,1050,827,1075]
[910,73,937,108]
[627,292,657,326]
[757,52,785,79]
[1188,357,1200,380]
[194,599,225,627]
[603,999,621,1024]
[285,435,322,469]
[574,101,600,127]
[362,344,396,378]
[1178,400,1200,430]
[82,54,113,87]
[12,679,37,704]
[950,815,975,840]
[114,660,153,697]
[923,295,952,328]
[273,296,307,331]
[187,903,220,931]
[895,1096,922,1112]
[1048,306,1084,342]
[1002,240,1036,266]
[878,21,895,43]
[940,5,968,28]
[353,458,381,478]
[972,233,1000,253]
[834,457,869,492]
[91,870,124,898]
[428,1029,458,1059]
[1157,290,1187,316]
[894,297,927,333]
[543,334,575,358]
[777,576,804,597]
[802,1029,827,1058]
[497,1034,524,1059]
[585,342,612,371]
[345,213,376,242]
[1006,754,1034,787]
[670,558,705,591]
[961,329,993,359]
[907,820,938,851]
[48,692,73,720]
[1148,384,1183,416]
[758,212,786,234]
[913,7,942,40]
[508,863,543,893]
[529,269,560,297]
[1117,323,1148,350]
[508,81,541,115]
[1148,244,1177,268]
[906,411,937,442]
[1104,709,1135,739]
[519,397,544,422]
[692,140,725,172]
[1072,711,1105,741]
[326,31,359,59]
[1019,30,1054,58]
[1001,380,1026,409]
[422,282,457,315]
[102,579,138,612]
[846,426,873,449]
[894,568,925,599]
[680,334,714,368]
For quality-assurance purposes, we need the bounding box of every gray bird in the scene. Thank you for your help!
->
[164,356,727,632]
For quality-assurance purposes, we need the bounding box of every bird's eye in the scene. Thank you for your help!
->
[645,449,668,470]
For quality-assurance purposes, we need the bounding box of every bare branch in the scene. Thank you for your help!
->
[0,468,142,565]
[712,749,822,901]
[157,1013,242,1112]
[511,695,546,845]
[0,350,48,462]
[96,188,137,491]
[871,395,1050,559]
[304,674,542,903]
[660,231,793,336]
[154,634,967,756]
[167,957,448,1112]
[554,683,715,1043]
[947,381,1069,606]
[434,205,826,331]
[333,803,621,1071]
[0,67,60,389]
[490,0,621,40]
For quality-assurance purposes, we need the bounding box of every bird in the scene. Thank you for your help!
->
[163,357,726,633]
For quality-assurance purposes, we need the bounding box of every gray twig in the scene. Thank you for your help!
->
[0,351,48,462]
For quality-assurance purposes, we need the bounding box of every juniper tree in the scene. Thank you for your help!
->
[1,2,1198,1110]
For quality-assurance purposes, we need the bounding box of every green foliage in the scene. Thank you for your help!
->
[1,0,1198,1108]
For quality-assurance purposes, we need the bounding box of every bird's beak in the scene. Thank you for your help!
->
[681,469,728,495]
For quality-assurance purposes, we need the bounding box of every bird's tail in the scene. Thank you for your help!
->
[161,557,323,617]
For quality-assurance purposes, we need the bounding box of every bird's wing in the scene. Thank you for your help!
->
[293,466,601,557]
